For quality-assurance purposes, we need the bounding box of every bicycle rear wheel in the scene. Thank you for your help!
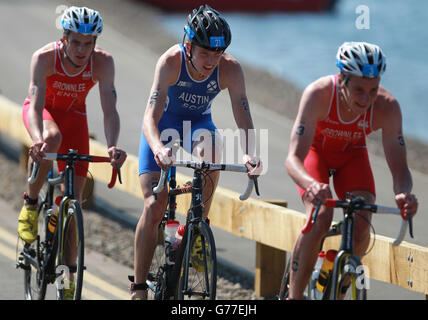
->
[23,240,48,300]
[278,258,291,299]
[177,221,217,300]
[56,200,84,300]
[146,224,167,300]
[23,186,53,300]
[278,256,311,300]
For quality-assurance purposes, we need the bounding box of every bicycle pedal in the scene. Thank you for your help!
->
[16,261,31,271]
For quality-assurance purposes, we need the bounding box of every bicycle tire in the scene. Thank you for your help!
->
[146,224,167,300]
[278,258,291,299]
[23,184,53,300]
[176,221,217,300]
[23,232,48,299]
[56,199,84,300]
[330,254,367,300]
[278,257,312,300]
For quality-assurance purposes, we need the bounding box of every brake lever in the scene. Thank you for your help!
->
[301,200,322,234]
[115,151,122,184]
[312,200,322,224]
[408,213,414,238]
[28,161,40,184]
[247,161,260,196]
[253,176,260,196]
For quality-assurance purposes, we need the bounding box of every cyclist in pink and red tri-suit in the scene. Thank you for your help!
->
[18,6,127,245]
[285,42,418,299]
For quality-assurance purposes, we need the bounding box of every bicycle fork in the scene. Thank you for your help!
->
[330,251,366,300]
[179,221,211,299]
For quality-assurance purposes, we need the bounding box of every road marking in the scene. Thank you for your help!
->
[0,241,16,261]
[82,287,108,300]
[0,225,129,300]
[0,242,106,301]
[84,272,129,300]
[0,226,18,247]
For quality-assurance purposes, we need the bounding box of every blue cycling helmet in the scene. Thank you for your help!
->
[62,6,103,36]
[336,42,386,78]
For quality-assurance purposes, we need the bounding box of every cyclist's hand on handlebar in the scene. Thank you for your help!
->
[108,146,127,167]
[304,180,331,207]
[395,192,418,218]
[243,154,262,178]
[154,146,175,171]
[29,141,46,162]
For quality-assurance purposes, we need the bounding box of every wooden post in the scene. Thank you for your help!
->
[255,242,286,298]
[254,199,288,298]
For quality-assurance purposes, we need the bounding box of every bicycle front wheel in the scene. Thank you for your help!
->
[56,200,85,300]
[331,254,367,300]
[177,221,217,300]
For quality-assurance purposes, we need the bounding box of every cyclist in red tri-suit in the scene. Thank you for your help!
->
[285,42,418,299]
[18,6,127,246]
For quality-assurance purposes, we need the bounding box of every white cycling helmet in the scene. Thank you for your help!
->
[61,6,103,36]
[336,42,386,78]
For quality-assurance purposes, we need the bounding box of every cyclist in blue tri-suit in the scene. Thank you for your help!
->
[132,5,261,299]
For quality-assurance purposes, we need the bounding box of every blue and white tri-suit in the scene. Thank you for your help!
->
[138,44,222,174]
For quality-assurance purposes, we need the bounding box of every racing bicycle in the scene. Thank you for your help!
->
[278,195,413,300]
[16,149,121,300]
[130,159,259,300]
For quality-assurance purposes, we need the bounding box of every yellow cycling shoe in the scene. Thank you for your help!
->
[17,205,38,244]
[190,235,210,272]
[63,279,75,300]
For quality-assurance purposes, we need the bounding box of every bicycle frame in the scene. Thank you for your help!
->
[55,158,78,267]
[20,150,119,300]
[178,167,208,297]
[159,166,208,298]
[320,197,408,300]
[328,205,365,300]
[149,160,256,299]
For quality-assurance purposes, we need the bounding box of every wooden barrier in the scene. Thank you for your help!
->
[1,94,428,298]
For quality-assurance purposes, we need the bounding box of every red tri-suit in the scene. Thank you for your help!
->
[23,41,97,176]
[297,74,376,200]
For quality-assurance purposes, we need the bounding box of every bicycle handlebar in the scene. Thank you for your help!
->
[152,160,260,201]
[28,151,122,189]
[301,198,412,246]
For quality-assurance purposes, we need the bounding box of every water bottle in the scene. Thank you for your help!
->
[310,251,325,300]
[316,249,338,293]
[47,196,62,237]
[47,205,59,235]
[172,224,185,249]
[164,220,179,265]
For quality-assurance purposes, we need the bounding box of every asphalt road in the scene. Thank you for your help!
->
[0,197,132,300]
[1,0,427,299]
